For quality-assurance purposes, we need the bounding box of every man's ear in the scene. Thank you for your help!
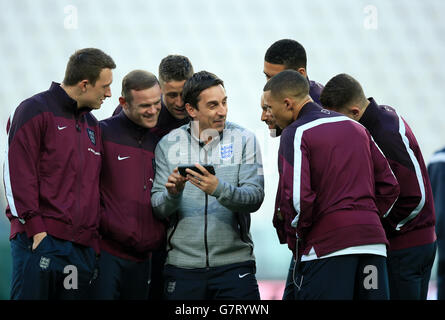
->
[297,68,307,78]
[119,97,128,110]
[349,106,361,120]
[185,103,195,118]
[77,79,89,93]
[283,97,294,111]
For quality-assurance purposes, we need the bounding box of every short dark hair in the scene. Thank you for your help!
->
[158,55,194,84]
[182,71,224,110]
[121,70,159,104]
[63,48,116,86]
[320,73,367,111]
[263,70,309,100]
[265,39,307,70]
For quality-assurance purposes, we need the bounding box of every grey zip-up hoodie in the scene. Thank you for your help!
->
[151,121,264,269]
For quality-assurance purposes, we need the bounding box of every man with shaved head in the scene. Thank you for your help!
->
[263,70,399,299]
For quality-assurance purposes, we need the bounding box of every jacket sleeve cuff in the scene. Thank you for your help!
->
[166,191,183,200]
[211,180,225,198]
[23,215,46,238]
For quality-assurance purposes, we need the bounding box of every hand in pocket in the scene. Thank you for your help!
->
[32,232,48,251]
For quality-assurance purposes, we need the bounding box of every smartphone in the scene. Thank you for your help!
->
[178,165,215,177]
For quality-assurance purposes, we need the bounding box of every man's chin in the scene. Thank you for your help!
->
[175,114,188,120]
[173,109,187,119]
[214,122,226,132]
[268,125,282,138]
[144,120,158,128]
[135,117,157,128]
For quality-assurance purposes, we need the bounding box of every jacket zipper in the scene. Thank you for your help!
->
[203,147,209,268]
[74,116,82,241]
[139,136,146,245]
[204,193,209,268]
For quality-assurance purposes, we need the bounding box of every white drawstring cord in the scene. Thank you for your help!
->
[292,257,303,291]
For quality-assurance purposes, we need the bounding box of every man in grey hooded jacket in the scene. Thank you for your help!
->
[151,71,264,300]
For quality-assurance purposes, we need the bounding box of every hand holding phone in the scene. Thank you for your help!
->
[178,165,215,177]
[180,163,218,195]
[165,168,187,195]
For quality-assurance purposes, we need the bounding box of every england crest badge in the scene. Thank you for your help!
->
[39,256,51,270]
[87,128,96,145]
[220,143,233,160]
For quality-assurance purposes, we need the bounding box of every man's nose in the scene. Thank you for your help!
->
[147,105,158,114]
[217,104,227,116]
[261,110,268,121]
[175,95,183,108]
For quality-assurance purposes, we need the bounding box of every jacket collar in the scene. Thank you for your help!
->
[186,121,225,149]
[359,97,379,128]
[296,101,322,120]
[117,110,150,138]
[49,82,93,115]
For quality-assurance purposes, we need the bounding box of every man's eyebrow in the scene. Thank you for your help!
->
[139,99,161,107]
[206,99,219,104]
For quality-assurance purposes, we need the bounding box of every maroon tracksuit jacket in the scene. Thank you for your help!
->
[99,112,166,261]
[359,98,436,251]
[273,102,400,259]
[4,82,102,252]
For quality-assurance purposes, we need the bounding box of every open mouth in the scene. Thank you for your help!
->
[264,121,275,129]
[174,107,186,114]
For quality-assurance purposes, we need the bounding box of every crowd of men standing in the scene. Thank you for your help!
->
[3,40,444,300]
